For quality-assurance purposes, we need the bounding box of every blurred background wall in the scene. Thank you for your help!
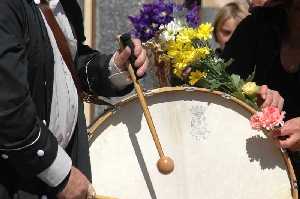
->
[95,0,153,54]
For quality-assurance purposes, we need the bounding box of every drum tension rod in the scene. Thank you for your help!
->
[119,33,174,175]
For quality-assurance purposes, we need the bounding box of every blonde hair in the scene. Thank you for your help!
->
[213,2,249,43]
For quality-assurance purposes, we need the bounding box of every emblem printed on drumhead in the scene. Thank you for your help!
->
[190,105,210,141]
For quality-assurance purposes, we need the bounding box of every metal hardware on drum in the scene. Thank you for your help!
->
[119,33,174,175]
[221,93,232,99]
[144,89,155,96]
[293,180,299,190]
[111,105,120,115]
[83,94,116,107]
[184,87,197,92]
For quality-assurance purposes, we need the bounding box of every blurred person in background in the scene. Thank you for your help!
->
[213,1,249,55]
[248,0,269,9]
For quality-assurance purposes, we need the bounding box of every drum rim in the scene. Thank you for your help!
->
[88,87,298,198]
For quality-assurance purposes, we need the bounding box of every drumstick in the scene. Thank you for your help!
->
[95,194,118,199]
[119,33,174,175]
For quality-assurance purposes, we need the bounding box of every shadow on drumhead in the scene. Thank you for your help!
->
[128,133,158,199]
[246,135,286,170]
[110,102,158,199]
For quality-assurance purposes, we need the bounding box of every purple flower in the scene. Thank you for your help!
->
[129,0,175,42]
[173,4,184,12]
[186,3,200,28]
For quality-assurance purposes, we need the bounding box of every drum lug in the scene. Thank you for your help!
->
[144,90,154,96]
[293,180,298,190]
[221,93,232,99]
[112,105,120,115]
[184,87,196,92]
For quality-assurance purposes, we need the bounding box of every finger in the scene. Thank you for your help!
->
[278,97,284,112]
[134,49,147,68]
[278,136,297,149]
[272,127,293,137]
[115,47,131,69]
[132,39,142,57]
[270,91,280,108]
[271,129,281,138]
[261,90,272,108]
[279,126,294,137]
[136,57,149,77]
[259,85,268,100]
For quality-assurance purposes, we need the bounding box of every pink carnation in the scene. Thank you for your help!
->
[250,112,263,130]
[250,106,285,131]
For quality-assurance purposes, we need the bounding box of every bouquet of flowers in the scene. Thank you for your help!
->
[129,0,259,109]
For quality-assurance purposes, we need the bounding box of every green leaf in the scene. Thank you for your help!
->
[205,79,220,90]
[224,58,234,69]
[230,74,241,89]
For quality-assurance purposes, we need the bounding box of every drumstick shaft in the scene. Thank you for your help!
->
[95,195,118,199]
[127,64,165,158]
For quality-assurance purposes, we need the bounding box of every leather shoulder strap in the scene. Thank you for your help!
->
[38,1,115,107]
[39,1,84,99]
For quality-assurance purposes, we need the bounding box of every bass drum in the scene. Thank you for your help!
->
[88,87,297,199]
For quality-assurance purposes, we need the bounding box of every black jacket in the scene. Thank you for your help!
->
[0,0,132,197]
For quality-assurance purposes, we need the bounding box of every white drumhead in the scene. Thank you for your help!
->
[89,88,295,199]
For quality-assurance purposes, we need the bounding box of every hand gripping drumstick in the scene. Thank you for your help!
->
[119,33,174,175]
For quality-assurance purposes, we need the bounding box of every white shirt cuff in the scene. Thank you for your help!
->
[37,145,72,187]
[108,53,132,90]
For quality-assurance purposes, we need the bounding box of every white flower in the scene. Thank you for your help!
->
[159,19,183,41]
[213,57,222,63]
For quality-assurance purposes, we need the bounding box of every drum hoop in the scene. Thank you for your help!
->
[88,87,298,198]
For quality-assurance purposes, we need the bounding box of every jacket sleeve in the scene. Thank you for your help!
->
[60,0,133,97]
[221,15,258,79]
[76,44,133,97]
[0,0,71,189]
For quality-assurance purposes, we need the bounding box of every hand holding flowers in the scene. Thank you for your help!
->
[250,86,300,151]
[250,84,285,132]
[248,85,296,151]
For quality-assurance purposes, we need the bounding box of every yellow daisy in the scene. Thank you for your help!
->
[196,23,213,41]
[189,70,207,85]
